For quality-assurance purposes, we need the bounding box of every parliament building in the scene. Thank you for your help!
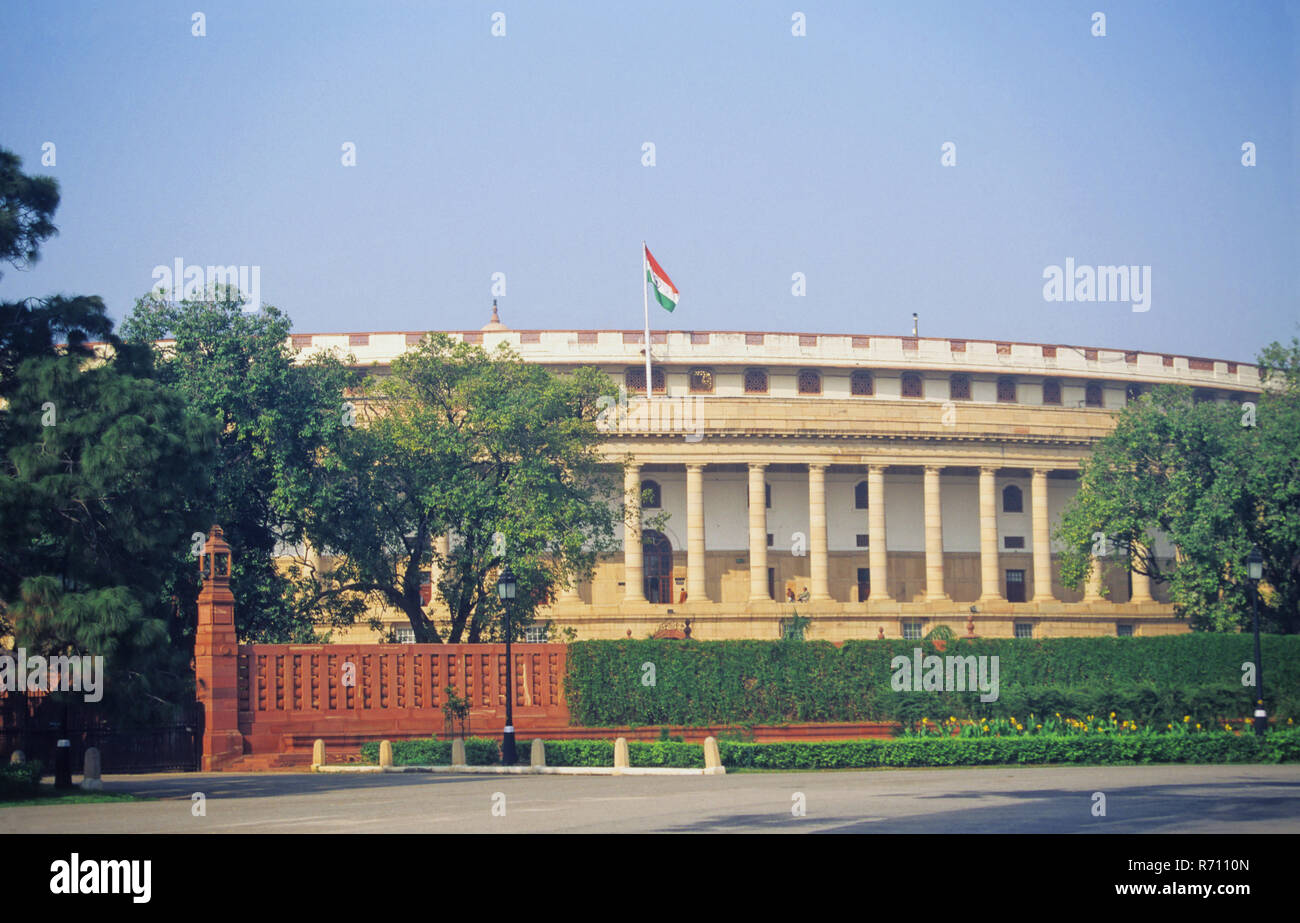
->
[297,309,1259,643]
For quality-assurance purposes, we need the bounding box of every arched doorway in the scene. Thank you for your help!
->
[642,530,674,604]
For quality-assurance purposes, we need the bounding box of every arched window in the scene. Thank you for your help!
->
[997,377,1017,403]
[854,481,869,509]
[949,374,971,401]
[901,372,923,398]
[641,480,661,509]
[797,369,821,394]
[1002,485,1023,513]
[641,530,673,604]
[689,368,714,393]
[744,368,768,394]
[851,370,873,396]
[1085,383,1104,407]
[1042,379,1062,405]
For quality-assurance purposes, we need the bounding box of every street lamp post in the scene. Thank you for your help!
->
[496,567,518,765]
[1247,546,1267,736]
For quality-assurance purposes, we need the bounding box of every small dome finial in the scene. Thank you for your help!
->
[481,299,507,332]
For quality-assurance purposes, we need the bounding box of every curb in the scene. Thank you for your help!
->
[313,764,726,776]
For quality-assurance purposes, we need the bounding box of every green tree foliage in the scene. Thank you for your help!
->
[121,290,357,641]
[1056,339,1300,632]
[306,333,620,642]
[0,148,213,717]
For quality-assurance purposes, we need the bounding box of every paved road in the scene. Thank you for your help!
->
[5,764,1299,833]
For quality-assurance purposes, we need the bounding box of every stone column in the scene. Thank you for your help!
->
[923,465,947,600]
[623,463,645,602]
[978,466,1001,601]
[1130,543,1154,603]
[748,463,768,601]
[1031,468,1054,601]
[1084,558,1105,601]
[686,464,706,603]
[867,465,890,601]
[808,463,830,600]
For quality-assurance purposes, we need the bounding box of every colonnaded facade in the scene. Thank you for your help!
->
[295,308,1260,643]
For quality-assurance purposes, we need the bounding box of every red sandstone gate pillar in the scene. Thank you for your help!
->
[195,526,243,770]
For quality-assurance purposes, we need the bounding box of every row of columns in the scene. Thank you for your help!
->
[620,462,1145,605]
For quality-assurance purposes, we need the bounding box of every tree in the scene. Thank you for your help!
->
[0,348,214,718]
[306,333,621,642]
[121,289,357,642]
[1056,339,1300,632]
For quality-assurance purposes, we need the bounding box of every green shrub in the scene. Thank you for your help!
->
[0,761,43,800]
[718,729,1300,770]
[565,635,1300,727]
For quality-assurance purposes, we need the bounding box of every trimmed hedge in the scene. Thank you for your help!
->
[718,729,1300,770]
[0,761,43,800]
[358,737,704,768]
[353,731,1300,770]
[564,635,1300,727]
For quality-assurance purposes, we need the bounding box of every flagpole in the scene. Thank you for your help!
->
[642,240,652,403]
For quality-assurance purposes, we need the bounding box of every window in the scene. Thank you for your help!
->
[1006,570,1026,603]
[392,626,416,643]
[950,374,971,401]
[1125,383,1143,403]
[1193,389,1215,405]
[641,479,662,509]
[1116,624,1134,637]
[1085,382,1104,407]
[797,369,821,394]
[901,372,923,398]
[857,567,870,600]
[524,625,548,643]
[902,621,923,640]
[743,483,772,509]
[767,533,774,547]
[997,377,1017,403]
[1042,379,1062,405]
[744,368,768,394]
[855,534,869,548]
[851,370,873,395]
[1013,621,1033,639]
[420,569,433,606]
[1002,485,1023,513]
[1003,536,1025,550]
[854,481,869,509]
[625,367,665,394]
[689,368,714,393]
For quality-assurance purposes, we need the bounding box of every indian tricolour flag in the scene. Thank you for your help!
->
[644,245,679,312]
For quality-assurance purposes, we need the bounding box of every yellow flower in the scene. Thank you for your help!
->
[1183,716,1190,722]
[1167,724,1173,729]
[1110,711,1116,718]
[1196,724,1201,730]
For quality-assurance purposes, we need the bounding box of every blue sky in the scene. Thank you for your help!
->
[1,0,1295,363]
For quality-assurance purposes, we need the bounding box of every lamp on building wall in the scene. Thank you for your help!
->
[496,567,518,764]
[1246,546,1267,735]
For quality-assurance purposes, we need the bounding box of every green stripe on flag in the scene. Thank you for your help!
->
[647,269,677,312]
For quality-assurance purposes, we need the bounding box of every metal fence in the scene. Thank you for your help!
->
[0,696,203,774]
